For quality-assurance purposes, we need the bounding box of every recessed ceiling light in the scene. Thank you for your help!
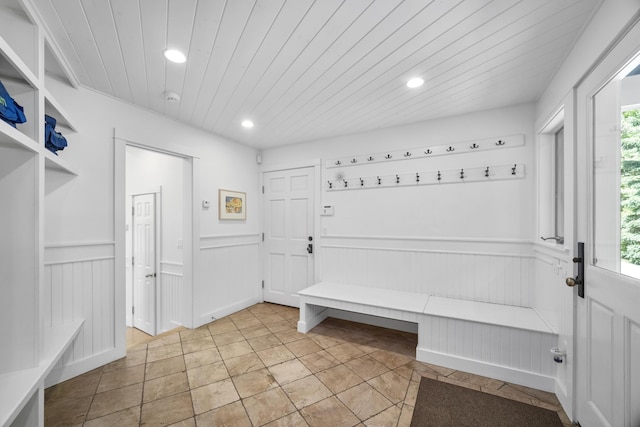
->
[406,77,424,88]
[241,120,254,128]
[164,49,186,63]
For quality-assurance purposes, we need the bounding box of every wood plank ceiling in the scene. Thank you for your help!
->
[31,0,601,148]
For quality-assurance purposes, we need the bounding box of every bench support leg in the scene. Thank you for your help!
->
[297,301,329,333]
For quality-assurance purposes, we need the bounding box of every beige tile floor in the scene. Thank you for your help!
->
[45,303,572,426]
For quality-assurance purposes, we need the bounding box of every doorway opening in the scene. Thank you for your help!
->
[125,145,186,336]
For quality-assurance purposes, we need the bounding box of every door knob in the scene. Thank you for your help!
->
[145,273,156,278]
[566,276,582,287]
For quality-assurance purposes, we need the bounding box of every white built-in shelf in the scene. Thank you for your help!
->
[0,36,38,89]
[0,119,38,152]
[44,89,77,134]
[43,147,78,175]
[0,319,84,427]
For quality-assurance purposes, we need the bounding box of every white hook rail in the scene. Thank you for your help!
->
[326,134,524,169]
[326,163,524,191]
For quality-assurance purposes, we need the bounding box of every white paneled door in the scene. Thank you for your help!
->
[263,167,315,307]
[133,194,156,336]
[574,21,640,427]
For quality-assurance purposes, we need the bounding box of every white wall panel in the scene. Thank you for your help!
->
[320,237,534,307]
[419,315,556,379]
[43,244,115,370]
[197,235,261,326]
[159,267,183,334]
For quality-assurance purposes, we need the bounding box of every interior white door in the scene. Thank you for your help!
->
[133,193,156,336]
[263,167,315,307]
[574,24,640,427]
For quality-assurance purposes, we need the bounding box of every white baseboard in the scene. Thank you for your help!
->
[45,347,125,388]
[195,297,262,328]
[416,347,555,392]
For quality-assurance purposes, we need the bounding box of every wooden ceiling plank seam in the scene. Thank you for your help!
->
[202,0,288,130]
[139,0,167,114]
[247,0,375,123]
[322,51,565,140]
[37,0,91,85]
[110,0,150,108]
[206,0,289,129]
[213,0,346,132]
[224,0,439,138]
[188,0,255,126]
[211,0,321,134]
[276,0,572,141]
[276,36,565,143]
[249,0,406,132]
[81,0,133,102]
[233,0,348,129]
[297,37,569,142]
[163,0,196,116]
[176,0,226,123]
[301,4,586,137]
[50,0,113,94]
[172,0,200,120]
[284,0,523,134]
[254,0,469,136]
[213,0,376,131]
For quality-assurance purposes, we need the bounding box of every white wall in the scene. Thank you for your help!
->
[44,76,261,382]
[263,103,535,240]
[262,104,537,311]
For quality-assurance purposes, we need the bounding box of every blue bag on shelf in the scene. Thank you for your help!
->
[0,80,27,127]
[45,114,67,155]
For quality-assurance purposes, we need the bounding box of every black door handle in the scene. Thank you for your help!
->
[307,243,313,254]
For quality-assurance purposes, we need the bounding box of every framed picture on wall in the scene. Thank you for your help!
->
[219,189,246,220]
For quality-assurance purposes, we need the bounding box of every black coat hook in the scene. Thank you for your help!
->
[485,167,489,177]
[351,158,357,164]
[460,168,464,179]
[377,176,381,185]
[404,152,412,157]
[512,164,517,175]
[335,160,341,166]
[424,149,432,155]
[470,143,479,149]
[437,171,441,181]
[396,174,400,184]
[367,156,374,161]
[416,173,420,183]
[496,140,506,146]
[446,146,455,152]
[385,154,392,159]
[360,178,364,186]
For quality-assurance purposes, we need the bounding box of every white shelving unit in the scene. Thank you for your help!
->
[0,1,82,426]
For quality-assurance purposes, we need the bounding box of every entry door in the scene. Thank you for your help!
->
[263,167,315,307]
[133,193,156,335]
[574,24,640,427]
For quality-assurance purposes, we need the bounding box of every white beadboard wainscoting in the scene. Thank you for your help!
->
[320,235,534,307]
[196,234,261,327]
[159,262,184,334]
[313,235,562,391]
[43,242,120,387]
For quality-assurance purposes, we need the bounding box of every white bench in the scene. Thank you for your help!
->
[298,282,558,391]
[297,282,429,334]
